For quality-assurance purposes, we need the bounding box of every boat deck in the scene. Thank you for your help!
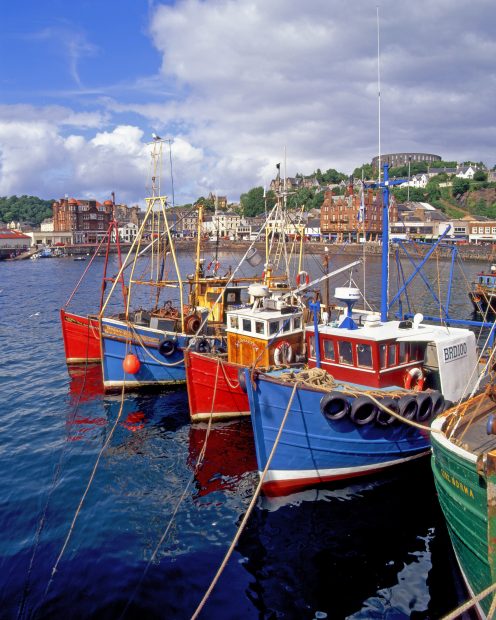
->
[447,393,496,454]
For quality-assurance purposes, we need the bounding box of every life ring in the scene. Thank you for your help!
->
[404,367,425,391]
[185,313,201,334]
[273,340,293,366]
[158,339,176,357]
[296,270,310,287]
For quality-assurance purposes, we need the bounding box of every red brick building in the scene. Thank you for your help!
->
[53,198,114,243]
[320,189,398,242]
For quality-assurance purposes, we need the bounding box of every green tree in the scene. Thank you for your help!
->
[0,195,53,225]
[452,177,470,196]
[240,187,275,217]
[352,163,374,180]
[473,170,488,182]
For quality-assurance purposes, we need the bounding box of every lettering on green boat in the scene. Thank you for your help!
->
[440,468,474,498]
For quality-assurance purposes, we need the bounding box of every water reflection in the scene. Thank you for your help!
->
[188,418,257,498]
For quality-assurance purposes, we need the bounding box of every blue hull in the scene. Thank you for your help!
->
[245,373,431,496]
[100,317,190,390]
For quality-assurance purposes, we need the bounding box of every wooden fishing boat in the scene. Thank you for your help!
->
[430,380,496,618]
[243,164,486,497]
[469,264,496,314]
[60,205,127,365]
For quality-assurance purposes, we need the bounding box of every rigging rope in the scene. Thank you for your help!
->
[190,381,300,620]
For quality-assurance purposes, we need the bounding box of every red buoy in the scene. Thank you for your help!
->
[123,353,140,374]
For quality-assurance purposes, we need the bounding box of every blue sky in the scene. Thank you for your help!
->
[1,0,495,206]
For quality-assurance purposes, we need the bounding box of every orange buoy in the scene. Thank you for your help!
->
[123,353,141,374]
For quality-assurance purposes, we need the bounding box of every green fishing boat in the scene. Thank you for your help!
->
[431,390,496,618]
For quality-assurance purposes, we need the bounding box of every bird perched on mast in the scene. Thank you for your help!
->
[152,133,162,141]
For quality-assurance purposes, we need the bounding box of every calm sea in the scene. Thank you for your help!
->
[0,249,481,619]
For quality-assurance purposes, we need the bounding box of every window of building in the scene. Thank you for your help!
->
[338,341,353,365]
[485,227,490,234]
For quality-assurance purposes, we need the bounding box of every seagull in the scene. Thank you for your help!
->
[152,133,162,141]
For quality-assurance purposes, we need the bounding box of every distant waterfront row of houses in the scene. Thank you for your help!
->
[1,153,495,257]
[1,192,496,258]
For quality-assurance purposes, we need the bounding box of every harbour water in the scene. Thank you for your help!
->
[0,250,482,619]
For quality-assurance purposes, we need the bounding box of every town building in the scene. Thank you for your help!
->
[320,189,396,242]
[0,229,32,258]
[372,152,441,170]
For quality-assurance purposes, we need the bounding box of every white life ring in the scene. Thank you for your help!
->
[296,270,310,287]
[273,340,293,366]
[404,367,425,391]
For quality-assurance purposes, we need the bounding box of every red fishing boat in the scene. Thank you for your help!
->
[60,201,127,365]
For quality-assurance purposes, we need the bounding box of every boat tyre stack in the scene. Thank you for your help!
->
[320,390,445,427]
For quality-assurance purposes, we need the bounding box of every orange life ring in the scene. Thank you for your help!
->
[273,340,293,365]
[404,367,425,391]
[296,270,310,287]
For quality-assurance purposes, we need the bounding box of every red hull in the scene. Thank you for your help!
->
[184,350,250,421]
[60,309,101,364]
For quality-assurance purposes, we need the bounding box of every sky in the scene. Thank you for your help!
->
[0,0,495,207]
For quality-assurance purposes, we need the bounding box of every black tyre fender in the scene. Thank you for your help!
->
[350,396,377,425]
[375,396,398,427]
[320,392,350,421]
[158,339,176,357]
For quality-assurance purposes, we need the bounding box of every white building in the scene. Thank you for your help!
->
[118,223,139,243]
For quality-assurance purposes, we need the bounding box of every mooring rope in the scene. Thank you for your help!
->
[441,579,496,619]
[190,381,300,620]
[43,333,131,603]
[119,359,224,619]
[17,322,96,620]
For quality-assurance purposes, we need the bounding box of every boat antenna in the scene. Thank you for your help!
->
[166,138,175,207]
[376,5,381,184]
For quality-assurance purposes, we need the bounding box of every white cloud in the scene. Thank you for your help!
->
[1,0,495,204]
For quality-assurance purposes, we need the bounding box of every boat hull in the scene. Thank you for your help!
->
[184,350,250,421]
[431,418,492,618]
[60,309,101,364]
[100,317,189,390]
[469,290,496,314]
[246,373,431,496]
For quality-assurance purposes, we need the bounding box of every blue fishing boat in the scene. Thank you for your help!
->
[98,139,220,391]
[244,164,485,496]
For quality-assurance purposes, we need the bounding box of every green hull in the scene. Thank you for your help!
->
[431,424,493,617]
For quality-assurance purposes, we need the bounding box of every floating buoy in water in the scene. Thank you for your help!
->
[123,353,140,374]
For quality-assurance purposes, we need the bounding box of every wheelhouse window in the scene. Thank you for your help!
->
[379,344,387,369]
[229,316,239,329]
[308,335,315,357]
[398,342,408,364]
[282,319,290,332]
[293,317,301,330]
[387,344,397,366]
[242,319,252,332]
[356,343,372,368]
[269,321,279,336]
[323,339,335,360]
[255,321,265,335]
[338,341,353,365]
